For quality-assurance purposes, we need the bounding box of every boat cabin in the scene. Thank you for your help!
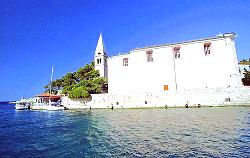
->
[34,93,61,105]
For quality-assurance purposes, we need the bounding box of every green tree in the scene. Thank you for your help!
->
[239,58,250,65]
[242,69,250,86]
[69,86,90,98]
[77,77,107,94]
[44,61,108,98]
[75,62,99,81]
[62,72,77,87]
[44,79,63,94]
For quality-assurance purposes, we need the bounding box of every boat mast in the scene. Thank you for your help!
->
[49,66,53,106]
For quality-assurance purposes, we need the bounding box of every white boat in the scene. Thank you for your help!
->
[45,105,64,111]
[31,94,64,111]
[31,67,64,111]
[15,99,32,110]
[15,102,28,110]
[31,105,64,110]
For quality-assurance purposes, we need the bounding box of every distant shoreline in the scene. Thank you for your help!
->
[0,101,14,104]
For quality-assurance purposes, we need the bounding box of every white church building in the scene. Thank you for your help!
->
[94,33,241,95]
[63,32,250,109]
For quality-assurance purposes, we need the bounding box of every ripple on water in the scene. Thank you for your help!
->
[0,105,249,157]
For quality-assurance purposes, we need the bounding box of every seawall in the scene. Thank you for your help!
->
[61,86,250,109]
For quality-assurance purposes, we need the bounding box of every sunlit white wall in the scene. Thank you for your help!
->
[108,36,240,95]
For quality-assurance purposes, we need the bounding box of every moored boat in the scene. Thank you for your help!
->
[31,105,64,110]
[31,93,64,111]
[15,99,32,110]
[30,67,65,111]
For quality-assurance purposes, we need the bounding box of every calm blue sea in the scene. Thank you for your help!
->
[0,103,249,158]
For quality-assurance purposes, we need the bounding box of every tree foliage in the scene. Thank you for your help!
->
[69,86,90,98]
[44,79,63,94]
[44,62,108,98]
[242,69,250,86]
[239,58,250,65]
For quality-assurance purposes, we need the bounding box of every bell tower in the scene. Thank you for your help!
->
[94,33,108,79]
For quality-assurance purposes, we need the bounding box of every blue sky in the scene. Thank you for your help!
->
[1,0,250,101]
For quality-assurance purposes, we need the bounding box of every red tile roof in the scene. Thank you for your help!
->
[35,93,61,99]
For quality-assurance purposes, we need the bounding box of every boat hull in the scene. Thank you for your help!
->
[15,106,28,110]
[31,105,64,111]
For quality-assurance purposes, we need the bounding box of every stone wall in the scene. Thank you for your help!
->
[61,86,250,109]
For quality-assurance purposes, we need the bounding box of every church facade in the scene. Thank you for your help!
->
[94,33,241,95]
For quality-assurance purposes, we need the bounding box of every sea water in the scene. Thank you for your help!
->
[0,103,249,157]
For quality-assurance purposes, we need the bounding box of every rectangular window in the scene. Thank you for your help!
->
[204,43,211,56]
[164,85,169,91]
[173,47,181,59]
[146,50,154,62]
[123,58,128,66]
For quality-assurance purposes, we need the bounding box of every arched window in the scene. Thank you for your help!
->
[204,43,211,56]
[97,59,101,64]
[123,58,128,66]
[146,50,154,62]
[173,47,181,59]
